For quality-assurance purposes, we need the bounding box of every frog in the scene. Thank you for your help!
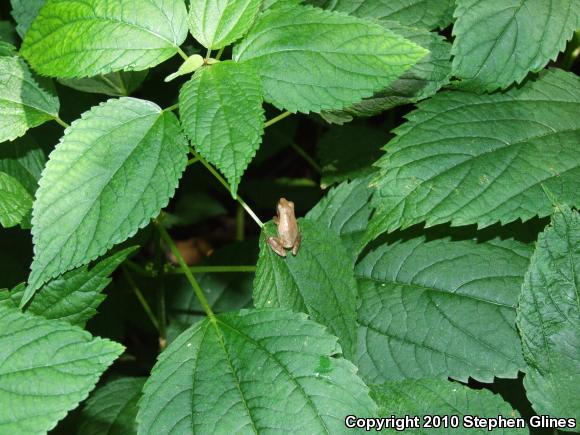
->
[267,198,301,257]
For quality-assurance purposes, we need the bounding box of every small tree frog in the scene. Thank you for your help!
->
[267,198,301,257]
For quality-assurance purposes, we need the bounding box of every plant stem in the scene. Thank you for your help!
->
[236,204,245,241]
[290,142,322,173]
[164,103,180,112]
[187,156,200,166]
[264,110,292,128]
[168,265,257,274]
[176,46,189,61]
[189,147,264,227]
[157,224,216,320]
[53,116,70,129]
[122,266,160,332]
[154,230,167,349]
[125,259,153,277]
[215,47,225,60]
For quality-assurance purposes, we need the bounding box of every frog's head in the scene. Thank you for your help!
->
[277,197,295,213]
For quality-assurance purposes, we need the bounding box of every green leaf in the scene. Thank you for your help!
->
[137,309,376,434]
[312,0,455,30]
[315,125,386,186]
[164,54,204,82]
[59,71,148,97]
[0,55,60,142]
[25,97,188,305]
[451,0,580,91]
[0,21,18,45]
[233,4,427,113]
[79,377,145,435]
[188,0,262,49]
[11,247,137,326]
[10,0,45,38]
[179,61,265,195]
[0,300,124,434]
[306,175,373,260]
[371,379,523,433]
[356,237,530,383]
[254,219,358,359]
[367,69,580,243]
[0,136,45,195]
[517,205,580,424]
[322,22,451,123]
[0,42,17,57]
[263,0,303,10]
[0,171,33,228]
[21,0,188,78]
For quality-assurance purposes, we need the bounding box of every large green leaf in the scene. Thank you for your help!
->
[517,205,580,425]
[59,71,148,97]
[452,0,580,91]
[356,237,530,383]
[179,61,264,196]
[21,0,188,78]
[367,69,580,243]
[188,0,262,49]
[254,219,358,359]
[371,379,523,434]
[25,97,188,305]
[306,176,373,260]
[233,4,427,113]
[10,0,45,37]
[0,55,59,142]
[0,171,33,228]
[10,247,137,326]
[137,309,376,434]
[312,0,455,30]
[0,299,124,434]
[322,22,451,124]
[79,377,145,435]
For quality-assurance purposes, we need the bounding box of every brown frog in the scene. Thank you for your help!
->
[267,198,301,257]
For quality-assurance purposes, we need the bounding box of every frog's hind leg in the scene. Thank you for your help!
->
[291,232,301,256]
[267,236,287,257]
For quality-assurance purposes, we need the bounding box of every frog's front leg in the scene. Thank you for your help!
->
[291,232,301,256]
[267,236,287,257]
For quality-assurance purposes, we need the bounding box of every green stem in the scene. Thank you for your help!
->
[157,224,216,320]
[154,230,167,348]
[169,265,257,274]
[164,103,179,112]
[290,142,322,173]
[187,156,201,166]
[122,266,160,332]
[124,259,154,277]
[53,116,70,129]
[189,147,264,227]
[264,110,292,128]
[215,47,225,60]
[236,204,245,241]
[176,46,189,61]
